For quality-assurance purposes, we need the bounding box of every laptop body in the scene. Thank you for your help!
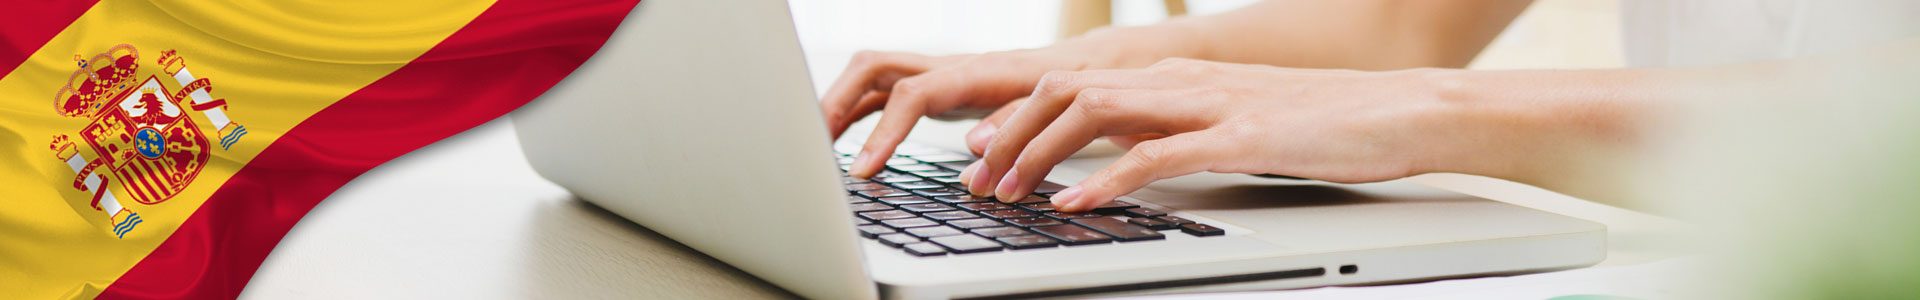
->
[510,1,1607,299]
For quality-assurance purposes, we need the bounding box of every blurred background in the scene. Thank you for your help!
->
[790,0,1625,96]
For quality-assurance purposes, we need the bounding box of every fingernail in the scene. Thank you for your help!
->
[958,162,981,187]
[851,151,872,177]
[968,163,992,197]
[968,123,997,154]
[1052,186,1084,210]
[995,169,1023,202]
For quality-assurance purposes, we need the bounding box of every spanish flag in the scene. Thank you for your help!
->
[0,0,641,298]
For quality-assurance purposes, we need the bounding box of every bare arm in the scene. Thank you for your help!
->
[1057,0,1534,70]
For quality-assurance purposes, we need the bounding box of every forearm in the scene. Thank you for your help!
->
[1416,68,1675,202]
[1038,0,1533,71]
[1418,39,1920,203]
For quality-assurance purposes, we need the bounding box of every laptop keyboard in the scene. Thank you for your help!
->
[837,143,1225,257]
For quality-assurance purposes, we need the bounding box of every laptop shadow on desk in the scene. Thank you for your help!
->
[514,196,800,299]
[1171,184,1387,210]
[1131,175,1483,212]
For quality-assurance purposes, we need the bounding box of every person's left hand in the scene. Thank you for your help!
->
[960,58,1480,212]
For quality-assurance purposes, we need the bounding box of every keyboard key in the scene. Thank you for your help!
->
[1019,202,1059,212]
[1070,217,1165,241]
[912,187,966,197]
[889,164,940,172]
[885,158,922,166]
[1045,211,1104,220]
[982,209,1037,219]
[971,227,1033,238]
[841,177,869,185]
[838,157,858,165]
[875,196,933,206]
[858,188,913,198]
[1123,208,1168,218]
[1032,182,1069,194]
[1156,216,1196,226]
[847,195,873,203]
[856,225,894,238]
[854,218,872,225]
[906,226,965,238]
[877,233,920,248]
[908,170,960,178]
[1089,200,1141,214]
[882,217,940,229]
[900,203,956,213]
[958,202,1013,212]
[849,203,892,212]
[845,182,890,191]
[892,181,946,190]
[1030,225,1115,245]
[911,154,973,163]
[922,210,979,221]
[1003,217,1064,228]
[859,210,915,221]
[903,243,946,256]
[1011,196,1051,204]
[932,162,971,171]
[947,218,1005,230]
[995,235,1060,250]
[1127,217,1175,230]
[892,145,950,157]
[934,195,990,204]
[928,176,963,184]
[1180,223,1225,237]
[875,173,922,183]
[930,234,1003,254]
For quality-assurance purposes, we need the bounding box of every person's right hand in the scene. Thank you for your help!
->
[823,49,1091,178]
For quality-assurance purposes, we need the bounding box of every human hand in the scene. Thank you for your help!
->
[821,49,1091,178]
[964,58,1477,212]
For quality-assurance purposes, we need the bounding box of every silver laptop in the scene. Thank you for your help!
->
[511,1,1605,298]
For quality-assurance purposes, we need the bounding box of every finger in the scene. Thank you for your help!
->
[850,76,950,178]
[822,51,930,139]
[1107,133,1167,149]
[995,89,1217,202]
[966,98,1026,156]
[1052,132,1228,212]
[971,69,1171,197]
[852,62,1041,178]
[829,91,890,140]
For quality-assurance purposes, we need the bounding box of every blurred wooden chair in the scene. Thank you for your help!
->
[1060,0,1187,39]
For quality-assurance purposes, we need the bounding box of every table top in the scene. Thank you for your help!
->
[239,115,1695,299]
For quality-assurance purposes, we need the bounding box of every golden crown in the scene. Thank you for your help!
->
[140,86,157,95]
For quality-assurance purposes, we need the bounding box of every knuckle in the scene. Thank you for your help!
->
[1035,71,1080,99]
[1127,140,1175,170]
[1071,88,1120,116]
[888,78,924,98]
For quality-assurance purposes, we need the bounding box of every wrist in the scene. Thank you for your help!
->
[1409,69,1654,187]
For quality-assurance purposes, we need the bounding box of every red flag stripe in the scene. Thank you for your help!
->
[0,1,100,78]
[95,0,641,298]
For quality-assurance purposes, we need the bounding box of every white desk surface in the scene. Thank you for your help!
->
[240,114,1696,299]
